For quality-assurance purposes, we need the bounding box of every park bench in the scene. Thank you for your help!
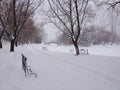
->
[42,47,48,51]
[21,54,37,77]
[80,49,89,55]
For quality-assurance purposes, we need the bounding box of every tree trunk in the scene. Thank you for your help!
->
[10,39,15,52]
[0,40,2,48]
[73,41,80,55]
[15,40,18,47]
[0,31,4,49]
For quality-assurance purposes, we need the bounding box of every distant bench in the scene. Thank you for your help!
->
[69,49,74,53]
[80,49,89,55]
[42,47,48,51]
[21,54,37,77]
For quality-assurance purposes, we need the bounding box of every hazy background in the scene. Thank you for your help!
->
[33,0,120,42]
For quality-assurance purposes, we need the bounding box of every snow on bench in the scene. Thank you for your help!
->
[42,47,48,51]
[80,49,89,55]
[21,54,37,77]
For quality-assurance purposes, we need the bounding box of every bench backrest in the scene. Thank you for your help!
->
[80,49,89,55]
[21,54,27,70]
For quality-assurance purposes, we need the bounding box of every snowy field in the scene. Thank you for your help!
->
[0,43,120,90]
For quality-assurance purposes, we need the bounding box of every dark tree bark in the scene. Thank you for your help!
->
[0,40,2,48]
[10,0,16,52]
[0,31,4,48]
[72,40,79,55]
[10,39,15,52]
[15,40,18,47]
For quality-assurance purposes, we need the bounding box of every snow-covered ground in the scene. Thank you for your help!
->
[0,44,120,90]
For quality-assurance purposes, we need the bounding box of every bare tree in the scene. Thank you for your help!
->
[98,0,120,45]
[17,18,41,44]
[0,30,4,48]
[0,0,44,52]
[109,1,120,45]
[46,0,95,55]
[0,0,5,48]
[1,18,45,45]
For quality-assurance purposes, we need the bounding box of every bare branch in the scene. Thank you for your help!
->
[48,0,72,34]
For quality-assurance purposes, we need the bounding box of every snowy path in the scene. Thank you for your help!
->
[0,45,120,90]
[18,46,120,90]
[32,46,120,84]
